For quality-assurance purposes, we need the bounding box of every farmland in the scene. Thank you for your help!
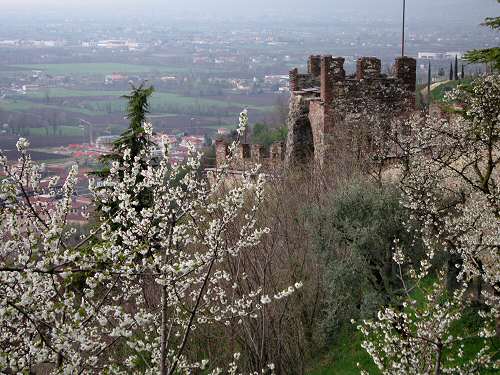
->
[21,88,274,111]
[4,63,191,76]
[0,61,283,142]
[0,88,276,130]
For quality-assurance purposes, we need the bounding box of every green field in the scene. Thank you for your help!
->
[2,88,273,116]
[26,125,85,137]
[0,98,104,116]
[6,63,190,76]
[27,88,271,110]
[27,88,126,98]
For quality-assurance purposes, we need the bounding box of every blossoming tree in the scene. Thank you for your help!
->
[0,109,294,374]
[358,75,500,374]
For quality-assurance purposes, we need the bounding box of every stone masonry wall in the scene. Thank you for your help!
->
[285,55,417,167]
[215,54,417,171]
[215,139,285,172]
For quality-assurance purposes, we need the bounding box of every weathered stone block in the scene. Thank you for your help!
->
[308,55,322,78]
[320,56,345,102]
[251,144,267,163]
[215,139,229,167]
[270,141,286,161]
[356,57,382,80]
[395,56,417,92]
[285,95,315,166]
[239,144,251,159]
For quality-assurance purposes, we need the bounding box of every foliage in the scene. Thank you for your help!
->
[97,83,155,170]
[358,75,500,374]
[92,83,157,232]
[251,122,287,146]
[307,180,422,340]
[464,1,500,70]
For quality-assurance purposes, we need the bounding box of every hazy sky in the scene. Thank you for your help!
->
[1,0,498,22]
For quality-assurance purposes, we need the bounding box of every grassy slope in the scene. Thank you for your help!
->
[309,277,499,375]
[431,81,460,101]
[430,79,473,102]
[309,328,379,375]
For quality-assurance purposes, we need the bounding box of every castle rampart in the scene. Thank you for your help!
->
[216,54,417,171]
[215,139,285,172]
[286,55,417,166]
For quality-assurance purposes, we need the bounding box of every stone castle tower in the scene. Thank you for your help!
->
[216,55,417,171]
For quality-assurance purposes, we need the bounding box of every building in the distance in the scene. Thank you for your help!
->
[418,51,464,60]
[96,135,120,151]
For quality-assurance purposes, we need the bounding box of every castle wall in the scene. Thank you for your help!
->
[284,95,315,166]
[216,139,285,172]
[216,54,417,172]
[285,55,417,167]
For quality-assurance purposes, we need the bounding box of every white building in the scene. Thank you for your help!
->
[418,51,464,60]
[444,52,464,60]
[418,52,445,60]
[96,135,120,150]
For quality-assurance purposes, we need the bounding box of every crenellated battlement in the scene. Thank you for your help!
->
[286,55,417,166]
[289,55,416,100]
[215,139,285,171]
[216,54,417,171]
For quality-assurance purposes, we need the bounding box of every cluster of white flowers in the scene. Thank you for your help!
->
[143,121,153,136]
[15,137,30,152]
[359,276,498,374]
[358,75,500,373]
[0,110,288,374]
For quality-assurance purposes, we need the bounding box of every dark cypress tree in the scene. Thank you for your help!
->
[449,62,454,81]
[454,55,459,80]
[461,64,465,79]
[93,83,155,224]
[96,83,155,175]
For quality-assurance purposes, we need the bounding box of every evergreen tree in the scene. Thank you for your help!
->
[449,62,454,81]
[93,83,156,224]
[465,1,500,70]
[99,83,155,173]
[461,64,465,79]
[454,55,459,80]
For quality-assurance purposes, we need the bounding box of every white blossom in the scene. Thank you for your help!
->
[0,110,289,374]
[358,75,500,374]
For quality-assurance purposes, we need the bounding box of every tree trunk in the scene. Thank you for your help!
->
[446,255,462,291]
[434,343,443,375]
[160,285,168,375]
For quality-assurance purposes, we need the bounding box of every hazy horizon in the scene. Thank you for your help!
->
[1,0,498,24]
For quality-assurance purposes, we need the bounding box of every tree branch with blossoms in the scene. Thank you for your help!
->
[0,106,296,374]
[357,74,500,374]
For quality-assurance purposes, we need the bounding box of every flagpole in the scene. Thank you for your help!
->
[402,0,406,57]
[427,60,432,110]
